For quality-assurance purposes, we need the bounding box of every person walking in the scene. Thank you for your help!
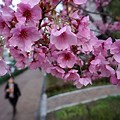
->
[4,76,21,116]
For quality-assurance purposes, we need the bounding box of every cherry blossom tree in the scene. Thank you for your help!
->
[0,0,120,88]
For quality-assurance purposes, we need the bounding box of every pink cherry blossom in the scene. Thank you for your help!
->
[74,77,92,88]
[93,40,106,56]
[116,64,120,79]
[71,10,80,20]
[20,0,40,7]
[64,70,80,81]
[77,16,90,40]
[29,61,39,69]
[0,6,14,22]
[10,47,28,69]
[15,3,42,24]
[57,51,76,68]
[73,0,87,5]
[29,47,46,69]
[105,65,115,75]
[47,66,65,78]
[109,22,120,31]
[110,75,119,85]
[95,0,111,7]
[90,54,108,65]
[0,15,10,37]
[78,32,98,52]
[94,20,108,34]
[0,59,9,76]
[104,37,112,50]
[0,0,120,88]
[74,80,83,88]
[89,54,111,77]
[50,26,77,50]
[2,0,12,6]
[93,37,112,56]
[79,77,92,86]
[99,66,112,77]
[47,44,59,63]
[9,24,40,51]
[110,40,120,63]
[50,0,60,5]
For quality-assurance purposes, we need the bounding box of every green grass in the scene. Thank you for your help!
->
[0,68,28,85]
[109,31,120,39]
[45,74,77,97]
[46,74,110,97]
[47,96,120,120]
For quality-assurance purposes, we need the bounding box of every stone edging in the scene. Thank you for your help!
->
[47,85,120,113]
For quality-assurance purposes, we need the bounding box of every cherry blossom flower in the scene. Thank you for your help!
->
[109,22,120,31]
[50,0,60,5]
[77,16,90,39]
[105,65,115,75]
[90,54,109,66]
[29,47,46,69]
[104,37,112,50]
[74,77,92,88]
[93,37,112,56]
[116,64,120,79]
[2,0,12,6]
[10,47,28,69]
[77,32,98,52]
[47,44,59,64]
[77,17,98,52]
[110,40,120,63]
[15,3,42,24]
[47,66,65,78]
[0,15,10,37]
[9,24,40,51]
[20,0,40,7]
[50,26,77,50]
[89,54,111,77]
[79,77,92,86]
[64,70,80,81]
[0,6,14,22]
[95,0,111,7]
[110,75,119,85]
[73,0,87,5]
[0,59,9,76]
[74,80,83,88]
[57,51,76,68]
[0,0,120,88]
[94,21,109,34]
[71,10,80,19]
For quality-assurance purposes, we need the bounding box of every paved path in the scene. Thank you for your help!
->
[47,85,120,113]
[0,69,44,120]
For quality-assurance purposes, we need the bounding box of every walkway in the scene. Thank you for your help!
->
[0,69,44,120]
[47,85,120,113]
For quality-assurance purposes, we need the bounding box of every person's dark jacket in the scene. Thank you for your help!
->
[5,83,21,99]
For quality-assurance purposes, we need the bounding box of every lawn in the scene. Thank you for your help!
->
[47,96,120,120]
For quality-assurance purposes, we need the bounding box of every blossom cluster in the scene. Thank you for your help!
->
[0,0,120,88]
[94,0,111,7]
